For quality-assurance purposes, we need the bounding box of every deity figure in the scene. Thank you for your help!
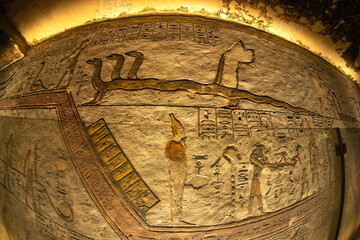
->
[248,144,277,215]
[165,113,188,224]
[56,39,89,88]
[309,132,320,191]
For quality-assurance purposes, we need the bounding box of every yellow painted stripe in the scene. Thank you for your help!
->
[87,119,106,135]
[100,144,122,163]
[87,118,159,211]
[107,153,127,172]
[112,163,133,181]
[125,180,148,201]
[133,189,159,208]
[118,172,140,190]
[94,134,115,153]
[90,125,108,140]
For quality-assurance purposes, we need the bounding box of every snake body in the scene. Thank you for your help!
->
[86,55,317,116]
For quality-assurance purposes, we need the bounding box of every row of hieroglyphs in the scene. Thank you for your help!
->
[198,108,334,140]
[89,22,221,46]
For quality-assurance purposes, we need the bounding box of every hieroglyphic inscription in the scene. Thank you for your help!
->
[0,90,338,240]
[111,25,130,43]
[207,25,221,45]
[89,22,221,44]
[198,108,217,139]
[139,23,155,40]
[271,112,289,142]
[237,160,249,201]
[233,110,249,137]
[87,118,160,217]
[312,115,333,128]
[166,22,180,41]
[181,23,194,41]
[194,24,207,44]
[91,27,118,46]
[198,108,334,139]
[264,217,310,239]
[247,110,261,132]
[217,109,234,139]
[152,22,167,41]
[124,23,142,41]
[36,214,93,240]
[259,111,272,130]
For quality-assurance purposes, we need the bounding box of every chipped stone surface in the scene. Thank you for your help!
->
[0,1,358,82]
[0,15,359,239]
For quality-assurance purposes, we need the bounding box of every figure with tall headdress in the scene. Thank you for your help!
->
[248,144,299,215]
[165,113,187,224]
[248,144,277,215]
[309,132,320,191]
[56,39,89,88]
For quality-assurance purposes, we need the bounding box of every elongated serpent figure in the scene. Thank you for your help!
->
[86,52,318,116]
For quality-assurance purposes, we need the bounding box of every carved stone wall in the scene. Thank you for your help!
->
[0,15,359,240]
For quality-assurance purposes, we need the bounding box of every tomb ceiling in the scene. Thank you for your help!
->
[0,0,359,83]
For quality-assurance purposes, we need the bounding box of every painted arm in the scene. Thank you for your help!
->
[250,155,272,168]
[165,139,172,159]
[251,154,295,170]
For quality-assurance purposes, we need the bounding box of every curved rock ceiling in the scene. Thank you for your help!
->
[0,0,359,83]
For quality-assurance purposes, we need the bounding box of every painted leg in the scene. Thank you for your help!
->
[248,196,254,215]
[316,172,320,189]
[169,161,187,224]
[257,195,264,214]
[97,91,106,103]
[312,172,316,190]
[305,181,309,197]
[84,91,100,105]
[64,70,74,88]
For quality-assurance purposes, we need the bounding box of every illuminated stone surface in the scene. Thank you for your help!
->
[0,15,359,239]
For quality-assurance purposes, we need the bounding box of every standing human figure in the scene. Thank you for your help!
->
[56,39,89,88]
[309,132,320,191]
[165,113,188,224]
[4,134,14,191]
[293,145,309,199]
[24,145,38,209]
[248,144,277,215]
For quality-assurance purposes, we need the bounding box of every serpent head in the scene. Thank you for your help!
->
[125,51,144,58]
[106,54,125,61]
[86,57,101,65]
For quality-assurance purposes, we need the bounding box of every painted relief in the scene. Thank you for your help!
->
[87,118,160,217]
[0,16,359,240]
[165,113,188,224]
